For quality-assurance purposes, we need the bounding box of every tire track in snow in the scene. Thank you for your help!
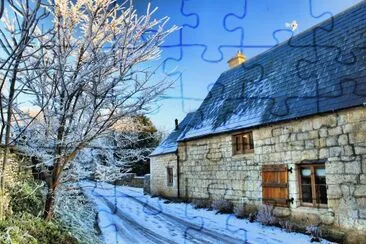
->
[93,191,177,244]
[111,188,247,244]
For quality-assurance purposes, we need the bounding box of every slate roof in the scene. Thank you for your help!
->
[150,112,195,156]
[175,1,366,141]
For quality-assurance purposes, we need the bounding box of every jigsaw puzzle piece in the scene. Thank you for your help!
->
[224,214,249,242]
[134,0,197,48]
[180,0,247,62]
[225,0,335,48]
[162,45,234,114]
[308,0,334,22]
[318,77,366,112]
[309,2,366,65]
[225,0,302,46]
[288,0,363,59]
[148,45,199,114]
[294,21,366,110]
[235,48,320,120]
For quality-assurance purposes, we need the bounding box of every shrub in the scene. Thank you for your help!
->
[9,180,45,216]
[234,205,246,218]
[234,204,258,219]
[256,203,277,225]
[306,224,322,242]
[279,220,294,233]
[0,224,37,244]
[211,199,234,214]
[0,213,78,244]
[248,212,257,223]
[54,183,102,244]
[192,199,211,209]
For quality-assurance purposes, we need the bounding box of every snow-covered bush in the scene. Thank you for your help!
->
[192,199,211,209]
[306,224,322,242]
[211,199,234,214]
[256,203,277,225]
[54,183,102,244]
[0,213,78,243]
[279,220,294,233]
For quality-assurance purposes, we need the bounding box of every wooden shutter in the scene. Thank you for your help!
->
[262,164,289,207]
[234,135,241,154]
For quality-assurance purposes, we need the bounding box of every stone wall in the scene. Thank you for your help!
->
[0,150,34,215]
[114,173,144,188]
[178,137,256,203]
[177,106,366,234]
[143,174,150,194]
[150,153,178,198]
[0,150,33,189]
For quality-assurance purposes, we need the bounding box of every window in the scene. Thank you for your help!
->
[298,164,327,207]
[262,164,289,207]
[232,132,254,155]
[167,167,173,187]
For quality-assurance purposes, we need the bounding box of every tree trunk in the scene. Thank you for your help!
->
[43,172,60,221]
[44,187,56,220]
[43,153,64,221]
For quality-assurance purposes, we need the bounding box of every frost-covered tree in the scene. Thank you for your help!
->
[43,115,160,184]
[20,0,176,220]
[0,0,52,219]
[68,115,160,181]
[112,115,161,176]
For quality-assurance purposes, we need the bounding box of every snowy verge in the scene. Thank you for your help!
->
[55,183,103,244]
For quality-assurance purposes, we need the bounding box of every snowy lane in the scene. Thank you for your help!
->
[104,190,245,243]
[94,192,175,244]
[83,185,176,244]
[81,181,326,244]
[82,182,245,244]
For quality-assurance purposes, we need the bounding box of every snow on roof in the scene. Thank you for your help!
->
[176,1,366,141]
[150,112,195,156]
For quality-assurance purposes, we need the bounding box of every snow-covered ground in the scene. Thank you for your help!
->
[81,181,332,244]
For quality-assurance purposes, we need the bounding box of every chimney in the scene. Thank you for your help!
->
[175,119,179,130]
[227,50,246,68]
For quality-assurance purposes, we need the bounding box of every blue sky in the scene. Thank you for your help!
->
[133,0,364,133]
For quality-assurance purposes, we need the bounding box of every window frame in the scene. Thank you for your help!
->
[232,131,254,155]
[297,163,327,208]
[166,167,174,187]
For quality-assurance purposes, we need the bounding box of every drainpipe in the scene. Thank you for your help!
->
[176,150,180,199]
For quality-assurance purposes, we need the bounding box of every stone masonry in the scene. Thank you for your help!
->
[150,153,178,198]
[174,106,366,233]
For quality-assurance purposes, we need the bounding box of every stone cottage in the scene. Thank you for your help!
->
[150,2,366,241]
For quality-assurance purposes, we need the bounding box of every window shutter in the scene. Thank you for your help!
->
[236,135,241,153]
[262,164,289,207]
[242,134,249,151]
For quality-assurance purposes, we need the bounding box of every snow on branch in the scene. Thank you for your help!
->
[13,0,176,220]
